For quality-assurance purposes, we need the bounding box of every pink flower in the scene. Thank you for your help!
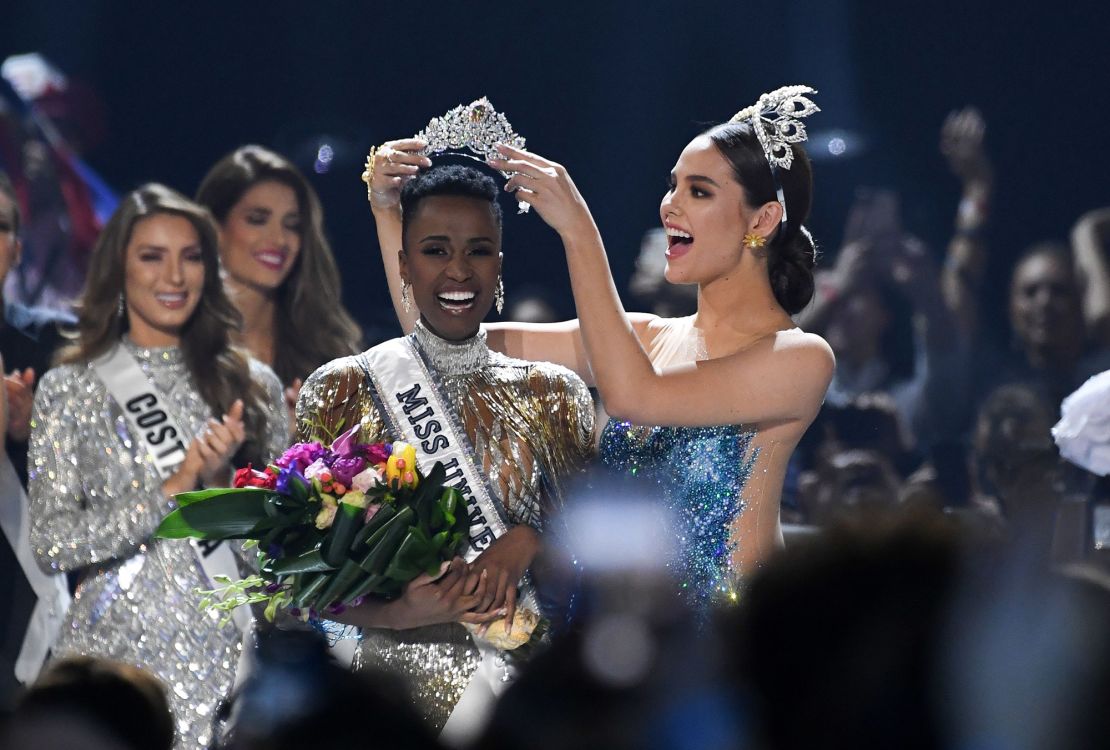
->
[303,457,331,482]
[352,465,384,493]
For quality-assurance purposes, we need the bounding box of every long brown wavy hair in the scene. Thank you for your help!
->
[195,146,363,385]
[59,183,270,466]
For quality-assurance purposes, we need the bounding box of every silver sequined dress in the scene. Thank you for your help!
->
[28,340,288,750]
[296,322,594,730]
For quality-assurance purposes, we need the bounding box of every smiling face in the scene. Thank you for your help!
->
[659,135,765,286]
[218,179,302,292]
[123,213,206,347]
[400,194,502,341]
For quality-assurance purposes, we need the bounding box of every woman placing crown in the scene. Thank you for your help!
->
[365,89,834,610]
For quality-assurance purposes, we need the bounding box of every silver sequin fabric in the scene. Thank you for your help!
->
[28,340,288,750]
[296,323,594,731]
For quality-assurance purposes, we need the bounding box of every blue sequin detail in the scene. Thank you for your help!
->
[599,418,758,611]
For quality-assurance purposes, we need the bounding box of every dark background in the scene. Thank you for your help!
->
[4,0,1109,334]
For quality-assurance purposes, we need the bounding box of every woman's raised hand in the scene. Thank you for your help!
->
[489,144,595,239]
[365,138,432,210]
[183,399,247,488]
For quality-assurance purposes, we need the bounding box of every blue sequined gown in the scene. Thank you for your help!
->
[599,419,759,610]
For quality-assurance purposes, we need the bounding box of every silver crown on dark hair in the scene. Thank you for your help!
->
[414,97,530,213]
[729,85,819,171]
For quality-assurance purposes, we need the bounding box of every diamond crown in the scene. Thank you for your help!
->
[415,97,526,177]
[729,85,819,171]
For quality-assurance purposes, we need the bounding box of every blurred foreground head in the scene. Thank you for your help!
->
[227,630,441,750]
[3,656,173,750]
[727,512,1110,750]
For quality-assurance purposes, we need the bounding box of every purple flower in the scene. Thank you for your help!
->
[275,466,308,495]
[275,442,326,474]
[330,455,368,487]
[265,582,282,594]
[330,425,361,457]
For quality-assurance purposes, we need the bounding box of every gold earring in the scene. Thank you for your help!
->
[494,275,505,315]
[401,279,413,313]
[743,233,766,250]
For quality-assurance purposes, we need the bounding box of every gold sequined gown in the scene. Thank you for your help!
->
[28,340,288,750]
[296,321,594,730]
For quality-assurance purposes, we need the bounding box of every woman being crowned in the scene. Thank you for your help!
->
[295,162,593,737]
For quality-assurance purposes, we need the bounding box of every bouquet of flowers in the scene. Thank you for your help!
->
[155,425,469,621]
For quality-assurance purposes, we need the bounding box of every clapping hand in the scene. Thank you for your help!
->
[4,368,36,442]
[183,399,247,488]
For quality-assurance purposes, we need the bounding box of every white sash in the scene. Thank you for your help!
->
[359,337,537,742]
[92,344,251,635]
[0,454,70,684]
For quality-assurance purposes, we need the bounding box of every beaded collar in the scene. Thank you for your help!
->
[411,319,490,376]
[122,336,184,365]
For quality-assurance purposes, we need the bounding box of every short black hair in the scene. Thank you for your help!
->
[400,164,502,242]
[0,170,20,234]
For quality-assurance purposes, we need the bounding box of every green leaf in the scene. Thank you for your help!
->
[268,548,333,575]
[351,504,397,550]
[356,506,414,575]
[173,486,276,507]
[320,503,362,567]
[292,572,329,608]
[156,490,273,539]
[311,558,366,611]
[383,526,437,582]
[340,573,386,604]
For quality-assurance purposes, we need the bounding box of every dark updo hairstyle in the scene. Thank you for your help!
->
[399,164,502,245]
[705,122,816,314]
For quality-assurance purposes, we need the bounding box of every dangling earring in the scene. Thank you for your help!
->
[743,233,766,250]
[401,279,413,313]
[117,292,126,320]
[494,275,505,315]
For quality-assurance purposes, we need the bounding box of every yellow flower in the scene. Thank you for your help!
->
[314,495,338,530]
[386,442,419,488]
[340,490,369,509]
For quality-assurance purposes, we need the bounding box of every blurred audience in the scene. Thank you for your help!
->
[0,170,73,487]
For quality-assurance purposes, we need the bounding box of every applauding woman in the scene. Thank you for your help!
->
[366,87,834,610]
[28,185,288,749]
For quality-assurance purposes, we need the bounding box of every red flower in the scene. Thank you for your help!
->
[365,443,392,465]
[233,464,277,489]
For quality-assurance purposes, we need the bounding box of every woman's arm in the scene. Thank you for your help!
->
[1072,208,1110,347]
[363,139,656,379]
[492,145,834,428]
[28,370,178,572]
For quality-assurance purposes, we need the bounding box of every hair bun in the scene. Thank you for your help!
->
[769,224,817,315]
